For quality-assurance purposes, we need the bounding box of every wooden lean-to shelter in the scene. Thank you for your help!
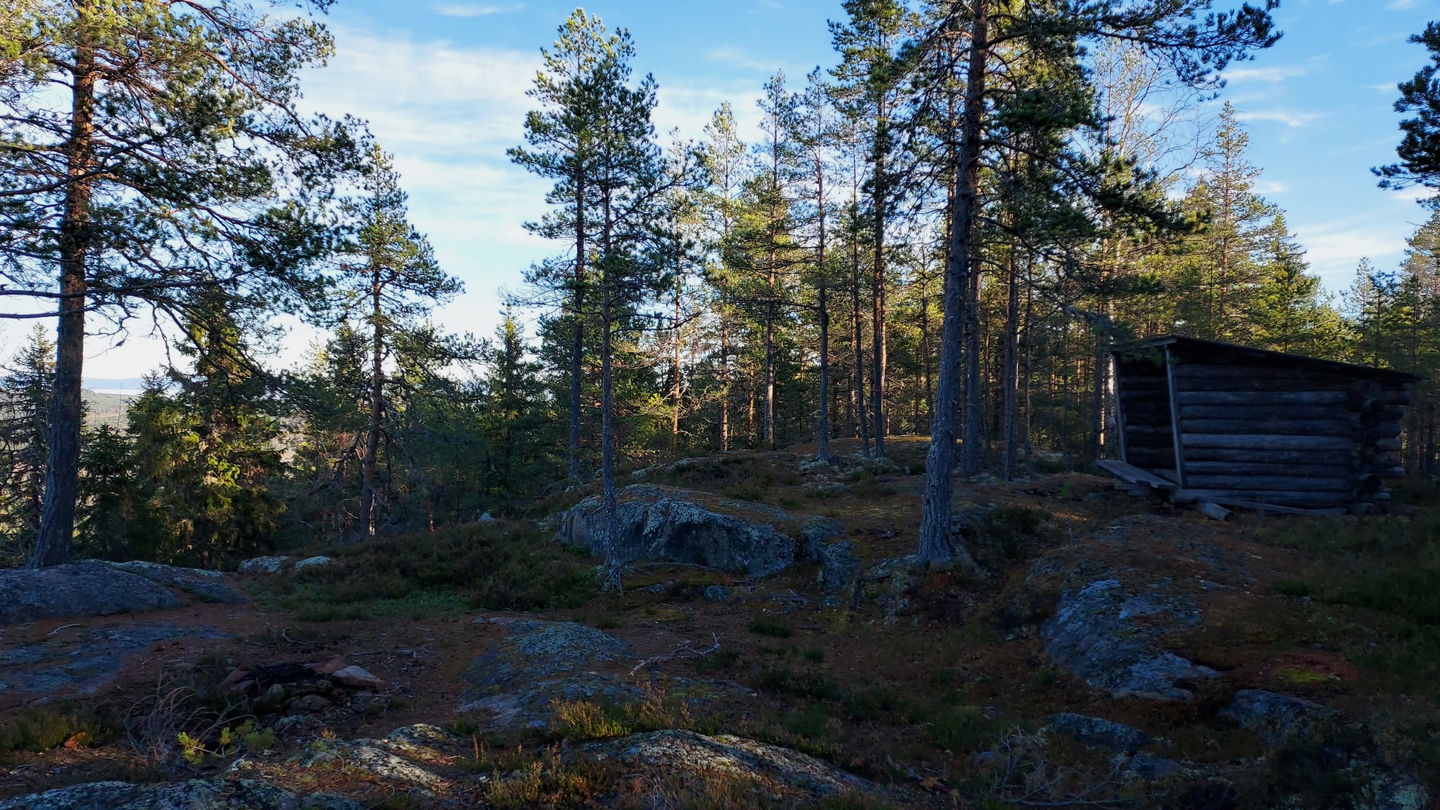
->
[1103,336,1417,513]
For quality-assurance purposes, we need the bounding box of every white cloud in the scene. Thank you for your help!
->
[1223,64,1308,83]
[1293,215,1412,289]
[704,46,782,74]
[1254,179,1289,195]
[1386,0,1421,9]
[1233,108,1324,128]
[297,26,776,348]
[654,80,767,144]
[431,3,524,17]
[1390,186,1437,203]
[297,27,553,342]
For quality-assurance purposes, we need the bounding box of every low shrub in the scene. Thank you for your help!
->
[928,704,1001,753]
[549,689,693,742]
[754,666,840,700]
[0,706,112,755]
[252,522,596,619]
[748,616,793,638]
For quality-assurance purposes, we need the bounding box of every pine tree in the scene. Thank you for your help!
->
[1164,104,1276,341]
[339,145,461,539]
[830,0,916,459]
[699,104,749,452]
[1251,213,1341,356]
[1377,21,1440,192]
[1,0,350,567]
[511,9,612,483]
[912,0,1278,566]
[113,301,286,566]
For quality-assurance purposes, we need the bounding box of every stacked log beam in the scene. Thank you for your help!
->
[1162,358,1410,509]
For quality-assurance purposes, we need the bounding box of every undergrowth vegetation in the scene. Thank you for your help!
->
[249,522,597,620]
[1263,509,1440,691]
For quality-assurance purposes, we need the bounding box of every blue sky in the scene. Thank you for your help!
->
[18,0,1440,381]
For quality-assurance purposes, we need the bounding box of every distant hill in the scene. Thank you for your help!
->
[84,389,133,428]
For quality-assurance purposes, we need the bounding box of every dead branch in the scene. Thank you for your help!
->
[629,633,721,676]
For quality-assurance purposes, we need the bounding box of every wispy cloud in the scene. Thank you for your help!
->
[1386,0,1421,10]
[1293,214,1413,288]
[704,46,783,75]
[1223,64,1308,83]
[295,25,775,346]
[1391,186,1437,204]
[1234,109,1324,128]
[1254,179,1289,195]
[431,3,524,18]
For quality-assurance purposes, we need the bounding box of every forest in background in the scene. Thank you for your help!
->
[1,0,1437,571]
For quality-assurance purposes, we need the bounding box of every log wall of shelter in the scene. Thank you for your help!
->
[1114,355,1175,473]
[1113,340,1412,511]
[1167,351,1409,508]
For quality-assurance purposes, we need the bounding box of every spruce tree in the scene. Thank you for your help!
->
[0,326,55,562]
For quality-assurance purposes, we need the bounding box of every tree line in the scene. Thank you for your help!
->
[3,0,1440,573]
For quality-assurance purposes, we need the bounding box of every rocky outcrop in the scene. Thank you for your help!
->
[1043,577,1217,701]
[0,624,226,697]
[460,616,638,729]
[103,560,247,604]
[559,485,805,577]
[293,555,333,572]
[1220,689,1337,748]
[0,560,246,626]
[237,555,333,575]
[801,516,858,592]
[296,737,448,792]
[0,562,178,625]
[0,779,362,810]
[1048,712,1156,753]
[1025,516,1226,701]
[459,617,748,732]
[238,556,294,575]
[577,729,890,806]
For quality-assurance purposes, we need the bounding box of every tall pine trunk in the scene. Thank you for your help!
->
[671,264,683,448]
[870,128,887,458]
[599,196,621,591]
[850,212,870,454]
[961,215,983,475]
[816,158,831,463]
[918,0,986,570]
[1002,248,1020,481]
[567,175,587,483]
[719,305,731,452]
[360,273,384,539]
[32,8,97,568]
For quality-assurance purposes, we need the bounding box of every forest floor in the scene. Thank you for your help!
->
[1,438,1438,808]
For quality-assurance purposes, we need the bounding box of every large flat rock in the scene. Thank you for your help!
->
[0,624,227,697]
[0,562,180,625]
[0,560,246,626]
[459,617,637,729]
[0,779,362,810]
[577,729,891,806]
